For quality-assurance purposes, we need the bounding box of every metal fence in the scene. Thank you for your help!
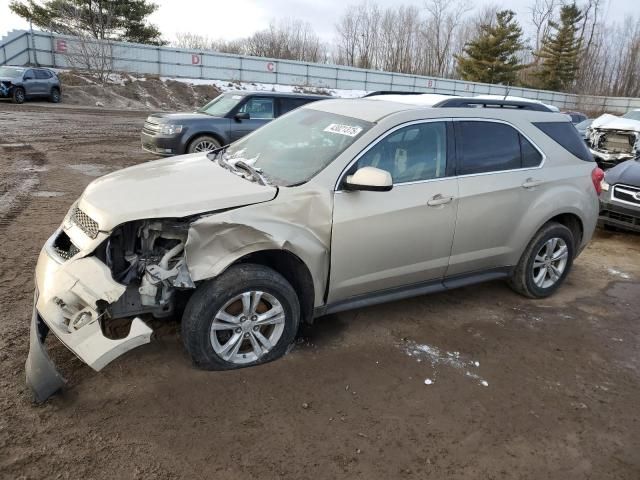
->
[2,29,639,114]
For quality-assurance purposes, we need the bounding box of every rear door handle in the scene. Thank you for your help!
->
[427,194,454,207]
[522,178,544,189]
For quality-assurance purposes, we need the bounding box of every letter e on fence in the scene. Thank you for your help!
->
[192,54,201,65]
[55,39,67,53]
[267,62,275,72]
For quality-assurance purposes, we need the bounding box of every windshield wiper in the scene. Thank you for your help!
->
[233,160,268,186]
[207,145,229,162]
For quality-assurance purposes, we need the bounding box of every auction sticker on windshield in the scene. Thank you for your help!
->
[324,124,363,137]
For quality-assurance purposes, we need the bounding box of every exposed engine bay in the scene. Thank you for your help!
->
[95,219,195,325]
[589,128,639,168]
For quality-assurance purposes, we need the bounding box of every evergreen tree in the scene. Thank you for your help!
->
[9,0,165,45]
[456,10,524,85]
[534,3,583,91]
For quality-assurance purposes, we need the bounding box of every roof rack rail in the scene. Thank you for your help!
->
[364,91,422,97]
[363,91,459,98]
[433,98,553,112]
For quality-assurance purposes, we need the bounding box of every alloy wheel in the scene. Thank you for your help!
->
[532,237,569,289]
[194,140,217,152]
[210,291,285,364]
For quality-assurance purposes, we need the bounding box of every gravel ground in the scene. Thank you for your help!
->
[0,101,639,480]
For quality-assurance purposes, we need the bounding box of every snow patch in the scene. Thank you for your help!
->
[67,163,110,177]
[401,340,488,387]
[608,268,632,280]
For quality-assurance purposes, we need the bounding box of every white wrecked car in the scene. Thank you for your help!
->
[588,109,640,168]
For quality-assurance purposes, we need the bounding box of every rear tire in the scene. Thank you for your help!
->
[12,87,25,104]
[49,87,61,103]
[181,264,300,370]
[187,135,221,154]
[509,222,575,298]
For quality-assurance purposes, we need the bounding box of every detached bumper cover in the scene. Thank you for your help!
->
[25,243,153,402]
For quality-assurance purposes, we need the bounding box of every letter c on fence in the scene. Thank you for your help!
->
[56,39,67,53]
[267,62,275,72]
[192,54,201,65]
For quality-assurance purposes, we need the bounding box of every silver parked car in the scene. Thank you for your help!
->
[26,95,601,401]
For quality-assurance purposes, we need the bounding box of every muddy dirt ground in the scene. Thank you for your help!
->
[0,101,639,480]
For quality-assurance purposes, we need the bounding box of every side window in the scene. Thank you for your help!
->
[355,122,448,184]
[456,121,522,175]
[35,70,51,79]
[24,69,35,80]
[279,98,308,116]
[520,134,543,168]
[239,97,274,119]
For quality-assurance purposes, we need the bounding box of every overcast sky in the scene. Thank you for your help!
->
[1,0,637,44]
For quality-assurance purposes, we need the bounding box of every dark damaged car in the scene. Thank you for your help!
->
[0,66,61,104]
[140,91,325,155]
[599,159,640,232]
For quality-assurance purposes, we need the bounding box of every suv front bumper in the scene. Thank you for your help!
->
[599,197,640,233]
[140,131,182,156]
[25,241,153,402]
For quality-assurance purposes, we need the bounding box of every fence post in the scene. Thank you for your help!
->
[239,56,243,82]
[364,70,368,91]
[306,63,309,87]
[157,47,161,76]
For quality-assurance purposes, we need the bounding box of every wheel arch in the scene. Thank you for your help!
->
[546,212,584,252]
[227,249,315,325]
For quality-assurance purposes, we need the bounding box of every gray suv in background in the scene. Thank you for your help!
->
[141,91,325,155]
[0,66,61,104]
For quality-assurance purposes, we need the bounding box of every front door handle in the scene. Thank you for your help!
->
[427,194,454,207]
[522,178,544,189]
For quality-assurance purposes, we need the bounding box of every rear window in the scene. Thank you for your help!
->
[35,70,52,79]
[533,122,593,162]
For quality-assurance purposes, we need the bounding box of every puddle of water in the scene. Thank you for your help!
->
[606,282,640,305]
[67,163,109,177]
[31,191,66,198]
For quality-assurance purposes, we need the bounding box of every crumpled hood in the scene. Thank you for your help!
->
[591,114,640,132]
[78,153,277,231]
[605,159,640,187]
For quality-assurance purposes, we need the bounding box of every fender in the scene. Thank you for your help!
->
[184,188,333,307]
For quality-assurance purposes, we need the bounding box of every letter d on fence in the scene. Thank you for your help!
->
[192,54,201,65]
[55,39,67,53]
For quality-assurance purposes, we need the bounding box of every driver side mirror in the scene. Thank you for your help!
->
[234,112,250,121]
[344,166,393,192]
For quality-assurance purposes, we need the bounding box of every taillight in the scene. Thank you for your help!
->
[591,167,605,195]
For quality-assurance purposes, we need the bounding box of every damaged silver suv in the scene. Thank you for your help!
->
[27,96,601,401]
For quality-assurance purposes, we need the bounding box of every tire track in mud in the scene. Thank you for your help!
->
[0,142,48,228]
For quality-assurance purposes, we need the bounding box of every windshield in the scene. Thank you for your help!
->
[198,93,244,116]
[0,66,23,78]
[622,110,640,121]
[222,108,373,186]
[576,119,592,129]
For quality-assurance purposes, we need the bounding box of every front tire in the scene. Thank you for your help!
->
[187,135,221,154]
[12,87,25,104]
[509,222,575,298]
[49,87,61,103]
[181,264,301,370]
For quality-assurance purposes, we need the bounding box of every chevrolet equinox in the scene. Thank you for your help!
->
[26,95,601,401]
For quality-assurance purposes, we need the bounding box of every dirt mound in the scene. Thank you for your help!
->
[57,71,221,111]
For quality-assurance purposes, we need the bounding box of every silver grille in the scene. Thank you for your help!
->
[71,206,99,239]
[612,184,640,207]
[143,121,161,135]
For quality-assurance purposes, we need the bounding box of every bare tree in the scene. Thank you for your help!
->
[422,0,472,77]
[529,0,560,57]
